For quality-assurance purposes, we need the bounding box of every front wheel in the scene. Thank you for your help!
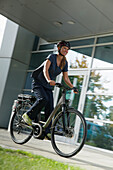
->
[10,103,33,144]
[51,109,87,158]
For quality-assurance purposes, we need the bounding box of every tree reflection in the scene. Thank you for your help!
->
[70,54,112,120]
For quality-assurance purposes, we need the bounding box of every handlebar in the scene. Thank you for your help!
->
[55,83,70,90]
[55,83,78,94]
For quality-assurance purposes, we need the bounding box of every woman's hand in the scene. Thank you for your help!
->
[72,87,78,94]
[48,80,56,86]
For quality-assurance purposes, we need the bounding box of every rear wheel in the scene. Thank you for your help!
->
[10,102,33,144]
[51,109,87,158]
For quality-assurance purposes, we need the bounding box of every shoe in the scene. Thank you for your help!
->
[45,133,51,140]
[22,113,32,126]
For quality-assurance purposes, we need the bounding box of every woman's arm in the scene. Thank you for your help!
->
[43,60,56,86]
[63,72,74,88]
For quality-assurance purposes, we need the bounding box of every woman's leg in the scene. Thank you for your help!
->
[44,89,54,121]
[44,89,54,134]
[27,86,49,120]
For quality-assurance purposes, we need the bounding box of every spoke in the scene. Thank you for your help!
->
[51,110,87,157]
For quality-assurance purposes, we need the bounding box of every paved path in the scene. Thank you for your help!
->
[0,129,113,170]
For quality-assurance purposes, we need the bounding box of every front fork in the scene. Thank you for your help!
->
[62,104,70,133]
[62,104,67,132]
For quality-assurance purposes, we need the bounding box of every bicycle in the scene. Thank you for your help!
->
[10,83,87,158]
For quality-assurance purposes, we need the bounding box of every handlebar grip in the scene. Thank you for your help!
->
[55,83,78,93]
[72,87,79,93]
[55,83,63,88]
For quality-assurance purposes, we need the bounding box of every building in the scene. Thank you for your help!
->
[0,0,113,150]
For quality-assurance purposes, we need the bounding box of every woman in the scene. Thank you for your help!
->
[22,41,78,131]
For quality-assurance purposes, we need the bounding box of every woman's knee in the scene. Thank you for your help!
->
[34,87,49,104]
[38,95,49,105]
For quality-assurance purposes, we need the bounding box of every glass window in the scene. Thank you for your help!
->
[69,38,94,47]
[74,47,92,57]
[24,72,33,89]
[87,124,91,130]
[61,75,84,109]
[92,45,113,68]
[84,95,113,150]
[85,120,113,151]
[97,35,113,44]
[88,70,113,94]
[66,48,92,68]
[29,52,51,69]
[32,36,39,51]
[84,95,113,122]
[39,44,55,50]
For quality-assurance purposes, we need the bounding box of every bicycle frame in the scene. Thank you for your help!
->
[10,83,87,158]
[42,89,66,129]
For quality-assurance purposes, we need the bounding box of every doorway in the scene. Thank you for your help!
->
[54,69,88,114]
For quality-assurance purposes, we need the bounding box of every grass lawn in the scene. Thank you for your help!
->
[0,146,85,170]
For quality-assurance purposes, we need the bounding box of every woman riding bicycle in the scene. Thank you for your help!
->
[22,40,78,134]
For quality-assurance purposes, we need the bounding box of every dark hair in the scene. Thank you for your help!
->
[60,56,66,70]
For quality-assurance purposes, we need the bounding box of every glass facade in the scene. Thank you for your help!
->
[23,34,113,151]
[88,70,113,94]
[92,45,113,68]
[66,48,92,68]
[39,44,55,50]
[69,38,94,47]
[29,52,51,70]
[97,35,113,44]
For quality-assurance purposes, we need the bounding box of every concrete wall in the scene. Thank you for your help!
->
[0,19,35,128]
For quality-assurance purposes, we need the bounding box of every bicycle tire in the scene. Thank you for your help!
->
[10,103,33,144]
[51,109,87,158]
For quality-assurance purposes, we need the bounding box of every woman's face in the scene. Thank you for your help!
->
[60,46,69,56]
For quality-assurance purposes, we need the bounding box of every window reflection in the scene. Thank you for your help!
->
[97,35,113,44]
[62,75,83,109]
[66,49,92,68]
[24,72,33,89]
[88,70,113,94]
[84,95,113,120]
[84,94,113,150]
[39,44,55,50]
[69,38,94,47]
[93,45,113,68]
[29,52,51,69]
[85,120,113,150]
